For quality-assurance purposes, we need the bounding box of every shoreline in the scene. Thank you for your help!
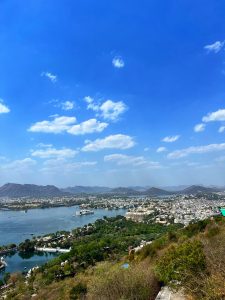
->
[0,248,17,256]
[0,203,82,212]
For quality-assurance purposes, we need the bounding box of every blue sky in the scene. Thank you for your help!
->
[0,0,225,187]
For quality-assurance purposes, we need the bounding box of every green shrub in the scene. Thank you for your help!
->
[155,240,206,287]
[70,282,87,300]
[183,220,209,238]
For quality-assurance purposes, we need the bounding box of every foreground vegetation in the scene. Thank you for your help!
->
[2,215,225,299]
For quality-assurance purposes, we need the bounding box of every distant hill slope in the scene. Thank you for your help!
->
[60,185,223,196]
[62,186,141,196]
[128,186,151,192]
[62,186,111,195]
[0,183,69,198]
[180,185,220,195]
[160,185,190,191]
[145,187,173,196]
[109,187,140,195]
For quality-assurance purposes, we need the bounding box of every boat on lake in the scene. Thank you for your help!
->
[75,209,94,216]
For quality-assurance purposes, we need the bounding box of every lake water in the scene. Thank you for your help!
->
[0,205,126,245]
[0,252,58,280]
[0,206,126,277]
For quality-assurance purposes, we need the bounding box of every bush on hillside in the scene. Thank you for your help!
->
[155,240,206,287]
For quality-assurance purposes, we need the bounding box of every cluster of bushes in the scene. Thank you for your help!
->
[18,239,35,253]
[145,217,225,299]
[155,240,206,286]
[0,243,17,253]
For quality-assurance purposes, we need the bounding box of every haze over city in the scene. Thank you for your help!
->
[1,1,225,187]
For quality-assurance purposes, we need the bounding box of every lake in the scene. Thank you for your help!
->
[0,205,126,277]
[0,252,58,280]
[0,205,126,245]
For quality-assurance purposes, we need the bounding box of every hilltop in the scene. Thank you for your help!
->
[0,183,68,198]
[145,187,173,196]
[181,185,221,194]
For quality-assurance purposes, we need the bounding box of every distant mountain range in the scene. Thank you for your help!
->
[0,183,224,198]
[181,185,220,195]
[108,187,140,196]
[62,185,224,196]
[0,183,68,198]
[144,187,174,196]
[62,184,224,196]
[62,186,111,194]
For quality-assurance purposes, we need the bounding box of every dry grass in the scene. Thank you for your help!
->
[83,259,159,300]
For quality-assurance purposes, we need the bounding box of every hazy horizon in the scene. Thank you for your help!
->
[0,182,223,190]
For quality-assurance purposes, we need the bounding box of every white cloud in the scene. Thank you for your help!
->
[61,101,74,111]
[41,71,57,83]
[41,158,97,173]
[0,100,10,114]
[28,116,77,134]
[84,96,100,112]
[144,147,150,152]
[204,41,225,53]
[49,99,75,111]
[87,102,99,112]
[82,134,135,152]
[100,100,127,121]
[156,147,167,153]
[31,146,78,159]
[112,56,125,68]
[168,143,225,159]
[202,109,225,122]
[29,116,108,135]
[84,96,94,104]
[1,158,36,171]
[104,154,160,168]
[218,126,225,133]
[85,98,127,121]
[162,135,180,143]
[194,123,206,132]
[0,158,38,184]
[36,143,53,148]
[67,118,108,135]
